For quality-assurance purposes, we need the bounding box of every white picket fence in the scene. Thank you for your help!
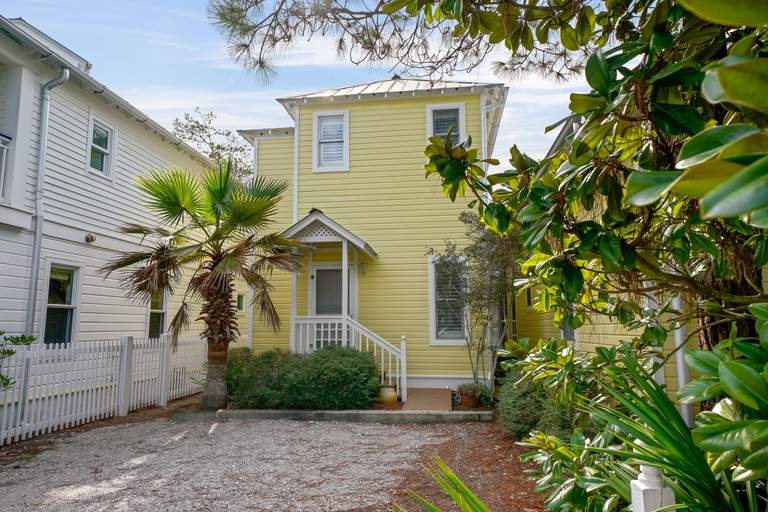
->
[0,335,206,446]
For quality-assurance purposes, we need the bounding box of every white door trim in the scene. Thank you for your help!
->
[308,262,357,318]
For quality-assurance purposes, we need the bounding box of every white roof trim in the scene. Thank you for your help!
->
[283,209,377,259]
[238,127,295,143]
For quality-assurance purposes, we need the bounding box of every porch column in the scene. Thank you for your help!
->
[342,239,349,346]
[290,271,297,351]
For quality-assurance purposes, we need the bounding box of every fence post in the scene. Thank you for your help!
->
[400,336,408,403]
[117,336,134,416]
[158,334,171,407]
[630,455,675,511]
[17,352,32,428]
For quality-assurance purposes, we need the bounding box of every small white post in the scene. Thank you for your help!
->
[117,336,134,416]
[400,336,408,403]
[630,446,675,512]
[289,271,297,351]
[341,239,349,346]
[158,334,171,407]
[672,294,694,427]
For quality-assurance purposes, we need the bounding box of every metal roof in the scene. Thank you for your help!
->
[278,78,505,104]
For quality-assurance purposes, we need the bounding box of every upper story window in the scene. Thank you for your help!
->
[427,103,466,145]
[148,289,167,339]
[88,118,114,176]
[428,256,467,345]
[44,266,78,344]
[313,110,349,172]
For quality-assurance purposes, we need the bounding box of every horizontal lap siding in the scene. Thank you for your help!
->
[514,291,560,340]
[0,62,206,341]
[297,95,482,377]
[250,137,294,352]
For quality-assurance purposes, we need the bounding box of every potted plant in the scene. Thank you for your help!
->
[457,382,489,408]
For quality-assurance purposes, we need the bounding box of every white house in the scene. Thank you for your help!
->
[0,16,213,344]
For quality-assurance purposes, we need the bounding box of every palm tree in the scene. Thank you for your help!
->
[105,163,300,409]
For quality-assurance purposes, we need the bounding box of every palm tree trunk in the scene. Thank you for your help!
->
[200,276,238,410]
[201,344,228,409]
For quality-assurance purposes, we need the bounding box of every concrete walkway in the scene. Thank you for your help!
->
[402,388,453,411]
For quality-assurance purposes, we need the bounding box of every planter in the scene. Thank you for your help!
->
[378,386,398,406]
[459,390,480,409]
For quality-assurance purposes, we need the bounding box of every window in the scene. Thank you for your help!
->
[526,288,533,308]
[313,111,349,172]
[148,289,167,339]
[88,119,113,176]
[236,294,244,311]
[428,257,466,345]
[44,266,77,344]
[427,103,465,144]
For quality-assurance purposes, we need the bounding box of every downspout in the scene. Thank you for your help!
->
[25,68,70,337]
[292,105,300,223]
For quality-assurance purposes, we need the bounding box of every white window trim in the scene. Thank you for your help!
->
[146,288,169,339]
[427,256,467,346]
[39,259,81,345]
[85,113,118,180]
[426,102,466,142]
[312,110,349,173]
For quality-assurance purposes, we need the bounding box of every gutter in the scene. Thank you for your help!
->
[25,67,70,337]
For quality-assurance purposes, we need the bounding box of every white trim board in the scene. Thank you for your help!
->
[407,375,476,390]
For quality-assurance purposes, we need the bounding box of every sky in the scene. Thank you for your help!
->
[7,0,586,159]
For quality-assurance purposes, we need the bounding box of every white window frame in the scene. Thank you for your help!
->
[426,103,466,142]
[85,113,117,179]
[39,260,81,345]
[146,288,168,339]
[427,256,467,346]
[312,110,349,173]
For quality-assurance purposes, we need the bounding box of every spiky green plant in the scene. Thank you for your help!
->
[105,162,300,409]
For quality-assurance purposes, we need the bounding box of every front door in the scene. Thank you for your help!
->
[312,267,353,349]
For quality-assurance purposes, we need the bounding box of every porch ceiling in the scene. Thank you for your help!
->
[282,209,377,259]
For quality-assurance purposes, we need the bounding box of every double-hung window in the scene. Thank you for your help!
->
[44,266,77,344]
[148,289,167,339]
[428,257,467,345]
[88,119,113,176]
[427,104,465,145]
[313,111,348,172]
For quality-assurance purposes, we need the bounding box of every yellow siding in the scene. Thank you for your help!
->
[250,94,484,378]
[514,289,561,340]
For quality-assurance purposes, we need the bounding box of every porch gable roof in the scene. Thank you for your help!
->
[282,209,377,259]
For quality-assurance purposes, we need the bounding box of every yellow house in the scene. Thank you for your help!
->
[238,78,508,401]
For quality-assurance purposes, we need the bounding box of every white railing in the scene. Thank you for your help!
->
[293,315,407,401]
[0,335,206,446]
[0,133,11,201]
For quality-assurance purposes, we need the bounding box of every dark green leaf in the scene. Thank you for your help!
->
[677,124,761,169]
[677,0,768,27]
[701,154,768,218]
[719,360,768,410]
[624,171,682,206]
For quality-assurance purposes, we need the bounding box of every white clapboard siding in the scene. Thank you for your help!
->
[0,335,206,446]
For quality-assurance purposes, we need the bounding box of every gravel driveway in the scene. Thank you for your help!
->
[0,417,451,512]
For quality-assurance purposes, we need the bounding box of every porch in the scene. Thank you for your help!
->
[283,209,408,402]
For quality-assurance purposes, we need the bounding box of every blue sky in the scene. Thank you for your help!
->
[8,0,585,159]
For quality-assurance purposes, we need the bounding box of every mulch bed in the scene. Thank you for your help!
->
[373,421,546,512]
[0,395,200,465]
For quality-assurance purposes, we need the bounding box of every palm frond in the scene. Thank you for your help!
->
[219,193,280,235]
[253,233,302,254]
[104,243,184,303]
[168,301,191,348]
[246,175,288,199]
[394,457,492,512]
[252,250,303,274]
[138,168,203,226]
[202,161,236,221]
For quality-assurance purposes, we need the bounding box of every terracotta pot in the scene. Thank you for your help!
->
[459,390,480,408]
[378,386,398,406]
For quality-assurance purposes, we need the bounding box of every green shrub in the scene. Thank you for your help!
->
[227,346,379,410]
[498,370,547,438]
[498,369,575,440]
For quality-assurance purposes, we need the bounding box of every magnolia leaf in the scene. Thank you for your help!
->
[677,0,768,27]
[677,124,761,169]
[584,50,613,97]
[702,57,768,114]
[701,154,768,218]
[718,360,768,410]
[672,160,744,198]
[651,103,706,136]
[560,24,579,51]
[624,170,682,206]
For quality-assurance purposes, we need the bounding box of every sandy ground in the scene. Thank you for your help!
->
[0,417,451,512]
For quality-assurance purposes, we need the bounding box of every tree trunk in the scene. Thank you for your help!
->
[201,345,228,410]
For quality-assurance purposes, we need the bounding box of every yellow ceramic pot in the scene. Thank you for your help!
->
[378,386,398,406]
